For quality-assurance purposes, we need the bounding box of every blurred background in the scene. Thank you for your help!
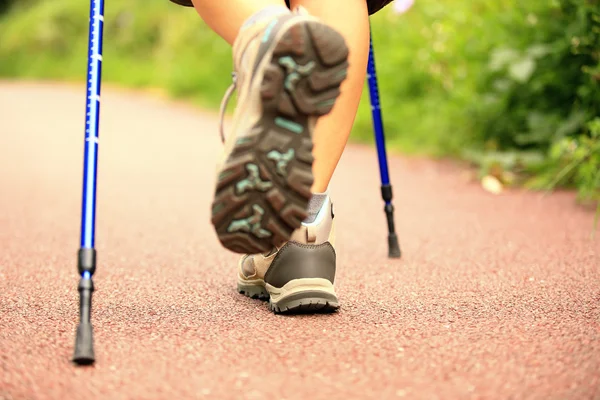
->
[0,0,598,209]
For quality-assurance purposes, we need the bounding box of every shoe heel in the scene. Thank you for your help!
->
[267,278,339,314]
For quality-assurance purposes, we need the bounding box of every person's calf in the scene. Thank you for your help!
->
[289,0,370,193]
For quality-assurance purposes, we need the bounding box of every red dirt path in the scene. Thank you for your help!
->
[0,82,599,400]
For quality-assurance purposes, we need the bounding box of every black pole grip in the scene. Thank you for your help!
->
[73,249,96,365]
[73,277,95,364]
[387,234,401,258]
[78,277,94,321]
[381,184,393,203]
[384,204,396,234]
[385,206,401,258]
[78,248,96,275]
[381,184,401,258]
[73,321,95,364]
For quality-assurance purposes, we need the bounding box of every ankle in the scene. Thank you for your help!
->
[303,192,330,224]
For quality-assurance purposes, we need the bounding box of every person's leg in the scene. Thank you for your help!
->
[289,0,370,192]
[190,0,369,193]
[182,0,364,314]
[190,0,289,45]
[237,1,370,313]
[193,0,350,254]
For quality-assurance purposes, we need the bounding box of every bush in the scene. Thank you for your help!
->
[355,0,525,155]
[542,118,600,203]
[464,0,599,207]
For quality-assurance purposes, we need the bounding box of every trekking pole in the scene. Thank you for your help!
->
[73,0,105,365]
[366,26,401,259]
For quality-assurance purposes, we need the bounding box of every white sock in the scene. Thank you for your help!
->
[304,191,330,224]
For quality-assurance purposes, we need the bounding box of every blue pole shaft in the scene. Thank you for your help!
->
[366,26,401,258]
[366,29,392,202]
[73,0,104,365]
[80,0,104,255]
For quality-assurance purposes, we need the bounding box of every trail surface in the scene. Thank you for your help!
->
[1,82,599,400]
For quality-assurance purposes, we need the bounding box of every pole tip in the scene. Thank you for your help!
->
[388,233,401,259]
[73,323,95,365]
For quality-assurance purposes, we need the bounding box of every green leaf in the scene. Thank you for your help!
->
[489,48,520,72]
[526,44,552,59]
[588,118,600,138]
[555,111,587,138]
[509,57,536,83]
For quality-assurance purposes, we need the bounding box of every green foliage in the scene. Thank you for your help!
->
[471,0,599,151]
[0,0,598,208]
[465,0,599,208]
[0,0,14,13]
[539,117,600,226]
[0,0,233,106]
[535,118,600,203]
[357,0,523,155]
[0,0,525,155]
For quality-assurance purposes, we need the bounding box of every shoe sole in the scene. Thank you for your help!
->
[211,19,349,255]
[237,277,339,314]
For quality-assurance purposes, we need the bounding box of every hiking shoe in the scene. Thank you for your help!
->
[211,7,349,255]
[236,194,339,313]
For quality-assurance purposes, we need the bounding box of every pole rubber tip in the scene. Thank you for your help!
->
[388,232,401,259]
[73,323,95,365]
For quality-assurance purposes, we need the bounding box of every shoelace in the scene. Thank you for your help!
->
[218,72,238,144]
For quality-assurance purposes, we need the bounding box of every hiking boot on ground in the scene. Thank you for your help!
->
[211,7,349,255]
[237,193,339,313]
